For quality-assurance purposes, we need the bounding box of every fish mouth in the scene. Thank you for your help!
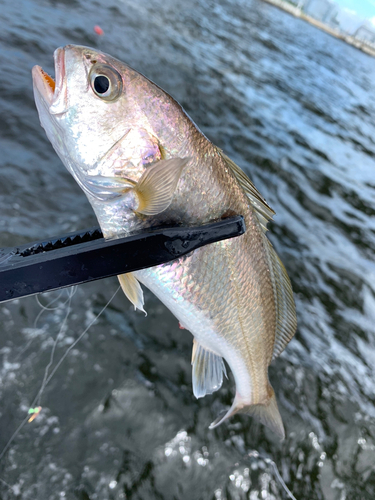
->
[32,47,66,113]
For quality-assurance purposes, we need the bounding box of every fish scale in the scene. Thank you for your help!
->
[136,205,275,400]
[32,44,297,439]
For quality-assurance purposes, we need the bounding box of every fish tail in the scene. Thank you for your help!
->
[209,387,285,440]
[240,389,285,440]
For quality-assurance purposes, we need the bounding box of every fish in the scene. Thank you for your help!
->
[32,45,297,440]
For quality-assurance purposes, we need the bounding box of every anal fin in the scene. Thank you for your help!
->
[118,273,147,315]
[191,339,227,399]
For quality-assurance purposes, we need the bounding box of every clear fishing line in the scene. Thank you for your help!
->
[35,285,77,406]
[34,289,65,320]
[247,450,298,500]
[0,285,120,464]
[41,285,120,390]
[14,289,68,362]
[0,475,14,493]
[35,290,65,315]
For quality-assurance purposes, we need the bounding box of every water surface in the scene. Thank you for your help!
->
[1,0,375,498]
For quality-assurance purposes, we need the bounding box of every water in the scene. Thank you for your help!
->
[1,0,375,498]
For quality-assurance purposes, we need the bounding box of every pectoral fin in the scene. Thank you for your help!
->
[135,157,190,215]
[191,339,227,399]
[118,273,147,315]
[80,157,189,213]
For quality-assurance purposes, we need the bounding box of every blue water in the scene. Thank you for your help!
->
[1,0,375,498]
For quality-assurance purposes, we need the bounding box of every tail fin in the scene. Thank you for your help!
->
[209,388,285,441]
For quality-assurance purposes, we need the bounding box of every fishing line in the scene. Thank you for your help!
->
[0,475,14,492]
[0,285,120,464]
[14,289,70,362]
[0,414,31,462]
[36,285,77,406]
[0,289,75,463]
[34,289,65,323]
[41,285,120,390]
[246,450,298,500]
[35,290,65,315]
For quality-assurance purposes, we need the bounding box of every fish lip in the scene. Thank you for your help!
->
[32,47,67,113]
[32,64,54,105]
[50,47,66,113]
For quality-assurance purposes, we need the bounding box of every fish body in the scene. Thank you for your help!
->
[32,45,297,439]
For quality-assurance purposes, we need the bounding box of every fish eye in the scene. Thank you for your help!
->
[94,75,109,94]
[89,64,123,102]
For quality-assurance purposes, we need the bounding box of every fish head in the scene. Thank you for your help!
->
[34,47,119,176]
[32,46,190,234]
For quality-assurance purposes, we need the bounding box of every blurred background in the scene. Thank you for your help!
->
[269,0,375,56]
[0,0,375,498]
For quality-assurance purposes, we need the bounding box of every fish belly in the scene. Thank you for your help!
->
[135,228,276,405]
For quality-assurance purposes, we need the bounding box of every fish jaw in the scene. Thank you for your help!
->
[33,46,124,174]
[32,65,55,107]
[32,48,67,161]
[32,47,67,114]
[33,47,90,202]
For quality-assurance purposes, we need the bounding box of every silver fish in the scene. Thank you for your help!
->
[32,45,297,439]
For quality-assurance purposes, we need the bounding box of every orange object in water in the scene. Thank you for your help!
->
[28,406,42,423]
[94,25,104,36]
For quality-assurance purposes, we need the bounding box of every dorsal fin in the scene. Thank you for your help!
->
[261,235,297,360]
[220,152,275,232]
